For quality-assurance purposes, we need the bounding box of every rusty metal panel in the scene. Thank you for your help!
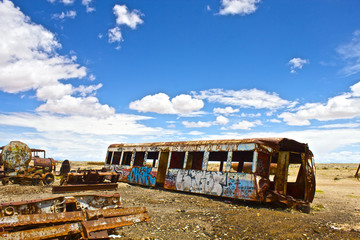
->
[0,193,121,217]
[1,141,32,172]
[164,169,257,200]
[52,183,118,193]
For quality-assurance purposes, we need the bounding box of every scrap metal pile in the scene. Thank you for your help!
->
[53,161,120,193]
[0,193,150,239]
[0,141,56,186]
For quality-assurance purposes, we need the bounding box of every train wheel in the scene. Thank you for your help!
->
[1,179,9,186]
[32,173,42,186]
[43,173,55,185]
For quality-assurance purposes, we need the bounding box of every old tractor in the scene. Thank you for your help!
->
[0,141,56,186]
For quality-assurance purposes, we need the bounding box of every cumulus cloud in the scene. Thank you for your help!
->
[52,10,76,20]
[229,120,262,130]
[279,81,360,125]
[288,57,309,73]
[0,0,86,93]
[182,116,229,128]
[213,106,239,116]
[193,89,295,110]
[108,26,123,43]
[219,0,260,16]
[129,93,204,114]
[107,4,143,46]
[337,30,360,76]
[113,4,143,29]
[37,95,115,117]
[82,0,95,13]
[0,1,118,118]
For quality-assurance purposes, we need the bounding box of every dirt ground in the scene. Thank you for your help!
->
[0,163,359,239]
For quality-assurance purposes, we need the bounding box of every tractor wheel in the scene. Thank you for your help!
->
[43,173,55,185]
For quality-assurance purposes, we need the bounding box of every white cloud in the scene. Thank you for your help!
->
[0,113,177,161]
[240,113,261,117]
[288,57,309,73]
[193,89,295,110]
[36,83,73,101]
[317,123,360,129]
[108,4,143,47]
[113,4,144,29]
[182,115,229,128]
[52,10,76,20]
[0,112,165,136]
[48,0,74,5]
[279,81,360,125]
[108,26,123,43]
[219,0,260,16]
[269,119,281,123]
[82,0,95,13]
[188,131,204,136]
[36,95,115,117]
[229,120,262,130]
[213,106,239,116]
[0,0,87,94]
[337,30,360,76]
[204,128,360,163]
[0,1,119,118]
[129,93,204,114]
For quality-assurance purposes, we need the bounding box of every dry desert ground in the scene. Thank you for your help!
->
[0,162,359,239]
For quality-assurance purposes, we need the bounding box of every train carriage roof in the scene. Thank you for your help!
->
[108,138,309,153]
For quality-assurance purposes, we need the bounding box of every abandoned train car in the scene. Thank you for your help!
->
[104,138,316,211]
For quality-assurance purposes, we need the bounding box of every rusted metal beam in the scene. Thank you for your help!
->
[52,183,118,193]
[0,206,147,229]
[0,193,121,217]
[0,212,150,240]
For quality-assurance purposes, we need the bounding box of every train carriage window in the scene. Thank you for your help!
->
[169,152,185,169]
[231,151,253,173]
[288,153,302,183]
[112,151,122,165]
[186,152,204,170]
[146,152,159,168]
[121,151,132,166]
[133,152,145,166]
[106,151,113,165]
[207,151,227,172]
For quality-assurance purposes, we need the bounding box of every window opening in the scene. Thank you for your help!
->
[146,152,159,168]
[133,152,145,166]
[207,151,227,172]
[121,151,132,166]
[186,152,204,170]
[169,152,185,169]
[231,151,253,173]
[106,152,113,165]
[112,151,122,165]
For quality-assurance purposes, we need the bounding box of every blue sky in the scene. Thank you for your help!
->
[1,0,360,163]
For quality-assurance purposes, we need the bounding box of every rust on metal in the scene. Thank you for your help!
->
[0,193,121,217]
[0,141,56,186]
[52,183,118,193]
[106,138,316,212]
[0,194,149,239]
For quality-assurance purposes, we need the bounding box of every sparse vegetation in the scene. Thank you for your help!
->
[316,190,324,194]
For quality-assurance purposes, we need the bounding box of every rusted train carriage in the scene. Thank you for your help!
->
[105,138,316,212]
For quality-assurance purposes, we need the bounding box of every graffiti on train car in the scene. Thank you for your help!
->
[165,169,257,200]
[128,167,157,186]
[113,166,157,186]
